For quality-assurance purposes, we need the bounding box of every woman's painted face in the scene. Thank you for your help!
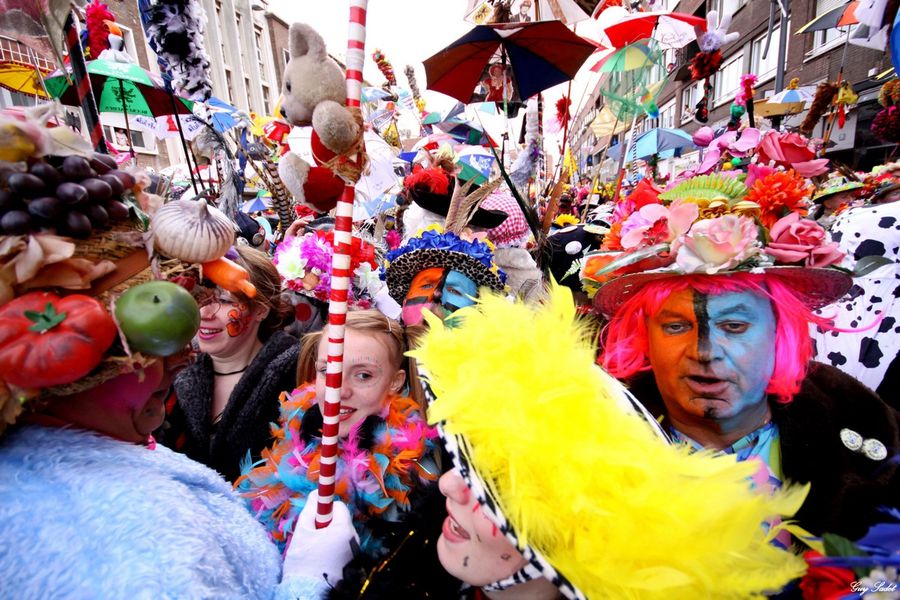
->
[437,469,527,587]
[315,329,406,438]
[646,289,776,432]
[197,289,262,357]
[52,360,169,443]
[401,267,478,325]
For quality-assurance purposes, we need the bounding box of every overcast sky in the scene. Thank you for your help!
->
[268,0,605,158]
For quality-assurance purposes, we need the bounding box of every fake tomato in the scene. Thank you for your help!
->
[0,291,117,388]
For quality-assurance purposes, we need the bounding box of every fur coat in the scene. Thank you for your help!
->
[0,425,282,599]
[161,331,299,482]
[628,362,900,539]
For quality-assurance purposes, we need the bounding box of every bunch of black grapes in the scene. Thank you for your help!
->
[0,154,137,238]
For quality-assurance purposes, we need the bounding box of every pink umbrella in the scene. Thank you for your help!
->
[600,10,707,49]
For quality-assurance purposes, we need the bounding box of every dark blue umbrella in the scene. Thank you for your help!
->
[423,20,596,104]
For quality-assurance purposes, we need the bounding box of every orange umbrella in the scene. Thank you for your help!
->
[797,1,858,33]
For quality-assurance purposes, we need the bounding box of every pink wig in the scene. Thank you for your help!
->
[599,272,834,403]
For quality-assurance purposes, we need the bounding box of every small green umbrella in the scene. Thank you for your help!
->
[45,59,194,118]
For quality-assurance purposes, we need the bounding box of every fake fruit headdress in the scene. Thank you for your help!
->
[0,111,253,432]
[582,169,852,318]
[411,284,810,599]
[382,225,505,303]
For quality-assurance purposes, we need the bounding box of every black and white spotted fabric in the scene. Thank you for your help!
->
[812,201,900,391]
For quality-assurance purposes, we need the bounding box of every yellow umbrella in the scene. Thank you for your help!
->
[590,105,629,137]
[0,61,48,97]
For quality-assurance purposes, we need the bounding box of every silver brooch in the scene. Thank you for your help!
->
[862,439,888,461]
[841,428,888,461]
[840,428,863,451]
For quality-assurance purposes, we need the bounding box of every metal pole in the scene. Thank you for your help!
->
[772,0,790,130]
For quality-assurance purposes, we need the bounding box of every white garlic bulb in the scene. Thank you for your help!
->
[152,199,235,263]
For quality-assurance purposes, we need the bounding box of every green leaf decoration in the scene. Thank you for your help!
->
[823,532,870,578]
[853,255,892,277]
[25,303,67,333]
[659,174,749,202]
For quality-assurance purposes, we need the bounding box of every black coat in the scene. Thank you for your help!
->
[628,362,900,540]
[159,331,299,482]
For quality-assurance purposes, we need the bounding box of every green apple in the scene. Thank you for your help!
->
[115,281,200,356]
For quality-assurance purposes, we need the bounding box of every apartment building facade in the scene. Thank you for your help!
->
[574,0,895,177]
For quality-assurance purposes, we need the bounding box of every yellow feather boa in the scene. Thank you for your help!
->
[411,283,809,599]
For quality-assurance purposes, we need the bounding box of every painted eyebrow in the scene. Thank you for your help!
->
[657,309,692,320]
[710,304,757,318]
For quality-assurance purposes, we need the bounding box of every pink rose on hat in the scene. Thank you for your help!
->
[675,215,760,274]
[765,212,844,268]
[620,200,699,250]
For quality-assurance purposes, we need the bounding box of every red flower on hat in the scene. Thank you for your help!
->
[744,169,812,228]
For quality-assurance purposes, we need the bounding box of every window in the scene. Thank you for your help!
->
[254,24,265,71]
[115,25,140,63]
[751,22,789,82]
[103,125,152,152]
[813,0,852,51]
[262,84,270,112]
[245,76,251,100]
[659,99,676,129]
[713,51,744,104]
[225,69,234,103]
[681,81,702,123]
[712,0,746,17]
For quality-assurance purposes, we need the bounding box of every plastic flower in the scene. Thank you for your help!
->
[620,200,699,250]
[601,221,624,251]
[675,215,760,274]
[745,169,813,228]
[766,212,844,268]
[554,213,579,228]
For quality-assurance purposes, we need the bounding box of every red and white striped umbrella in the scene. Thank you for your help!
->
[316,0,368,529]
[599,10,706,49]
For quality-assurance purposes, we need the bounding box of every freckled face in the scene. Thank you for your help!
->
[437,469,527,587]
[647,289,776,428]
[315,329,405,438]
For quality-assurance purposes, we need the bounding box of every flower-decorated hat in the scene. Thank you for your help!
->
[412,284,810,599]
[382,225,505,303]
[273,229,380,309]
[582,169,852,318]
[812,176,865,204]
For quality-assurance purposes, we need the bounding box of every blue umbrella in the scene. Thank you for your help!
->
[608,127,695,161]
[241,193,270,213]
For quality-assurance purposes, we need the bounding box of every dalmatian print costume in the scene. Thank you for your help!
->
[812,200,900,393]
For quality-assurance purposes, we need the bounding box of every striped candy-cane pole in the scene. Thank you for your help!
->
[63,12,107,154]
[316,0,368,529]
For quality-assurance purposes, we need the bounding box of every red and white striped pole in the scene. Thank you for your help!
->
[316,0,368,529]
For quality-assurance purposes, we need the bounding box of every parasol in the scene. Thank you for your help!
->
[599,10,707,49]
[423,20,596,104]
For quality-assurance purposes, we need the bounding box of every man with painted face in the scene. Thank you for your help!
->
[596,270,900,540]
[384,227,506,326]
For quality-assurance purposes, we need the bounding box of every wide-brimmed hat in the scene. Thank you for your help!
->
[812,176,864,204]
[411,285,809,599]
[582,168,852,318]
[383,226,505,303]
[404,167,508,229]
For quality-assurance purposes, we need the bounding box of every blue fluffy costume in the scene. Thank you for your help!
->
[0,425,283,599]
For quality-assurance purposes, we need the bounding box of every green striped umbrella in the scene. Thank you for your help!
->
[45,59,194,117]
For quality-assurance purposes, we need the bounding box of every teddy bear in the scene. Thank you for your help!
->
[278,23,361,214]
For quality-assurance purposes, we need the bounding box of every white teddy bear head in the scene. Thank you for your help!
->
[280,23,347,126]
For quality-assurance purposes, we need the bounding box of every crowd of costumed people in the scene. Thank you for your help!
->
[0,0,897,598]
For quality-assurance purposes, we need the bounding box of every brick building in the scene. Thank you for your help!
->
[574,0,895,177]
